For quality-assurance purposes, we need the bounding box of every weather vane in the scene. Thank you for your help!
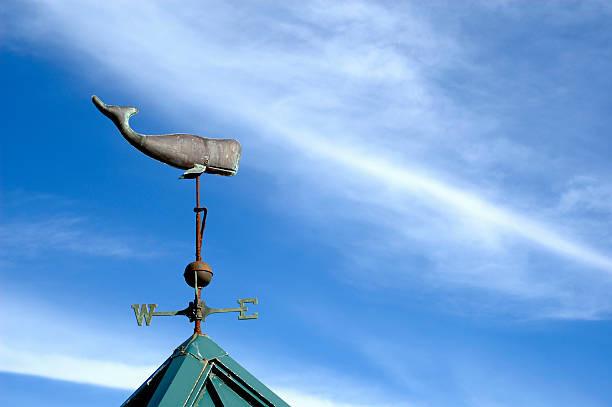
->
[92,95,257,335]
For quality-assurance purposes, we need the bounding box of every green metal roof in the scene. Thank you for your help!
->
[121,334,291,407]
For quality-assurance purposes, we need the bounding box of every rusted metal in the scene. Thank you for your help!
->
[194,288,203,335]
[194,176,208,262]
[125,156,259,333]
[194,268,203,335]
[102,95,259,337]
[92,95,241,176]
[197,206,207,257]
[184,261,213,288]
[196,176,201,261]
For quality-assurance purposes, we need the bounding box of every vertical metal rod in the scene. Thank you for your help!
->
[194,287,202,335]
[194,270,202,335]
[194,176,205,335]
[195,176,201,261]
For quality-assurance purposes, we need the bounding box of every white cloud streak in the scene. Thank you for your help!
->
[0,216,135,258]
[5,0,612,315]
[0,193,172,260]
[0,345,385,407]
[0,344,156,390]
[274,126,612,272]
[0,294,396,407]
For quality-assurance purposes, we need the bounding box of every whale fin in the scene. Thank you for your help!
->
[179,163,208,179]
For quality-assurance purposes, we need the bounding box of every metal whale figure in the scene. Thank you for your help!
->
[92,95,241,177]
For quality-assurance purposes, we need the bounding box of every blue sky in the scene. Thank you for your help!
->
[1,1,612,406]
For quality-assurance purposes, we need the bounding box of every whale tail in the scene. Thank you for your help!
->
[92,95,139,131]
[92,95,144,145]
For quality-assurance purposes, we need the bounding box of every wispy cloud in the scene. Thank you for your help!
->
[0,345,156,390]
[0,346,403,407]
[0,216,137,258]
[277,388,401,407]
[0,295,402,407]
[0,345,391,407]
[0,192,170,260]
[5,0,612,317]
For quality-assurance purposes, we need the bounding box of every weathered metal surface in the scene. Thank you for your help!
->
[131,298,258,326]
[204,298,258,320]
[121,334,291,407]
[185,261,213,288]
[236,298,259,320]
[194,176,207,262]
[180,163,207,179]
[194,287,204,336]
[210,374,252,406]
[92,95,241,176]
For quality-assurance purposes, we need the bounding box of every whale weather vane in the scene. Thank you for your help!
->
[92,95,257,334]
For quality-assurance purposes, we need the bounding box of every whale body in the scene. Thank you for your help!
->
[92,95,241,176]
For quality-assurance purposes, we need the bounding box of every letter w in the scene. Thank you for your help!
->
[131,304,158,326]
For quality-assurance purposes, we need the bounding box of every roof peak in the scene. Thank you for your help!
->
[121,334,290,407]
